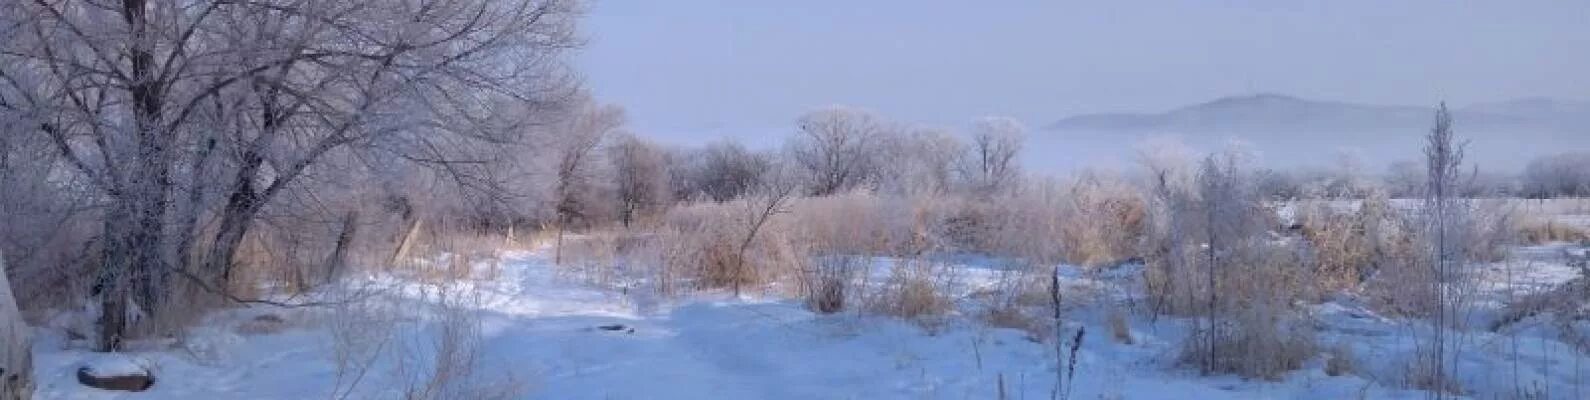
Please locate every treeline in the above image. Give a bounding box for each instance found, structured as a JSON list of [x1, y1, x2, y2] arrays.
[[542, 106, 1033, 232], [1253, 152, 1590, 200]]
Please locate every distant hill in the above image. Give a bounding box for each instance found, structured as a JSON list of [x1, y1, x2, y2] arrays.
[[1029, 94, 1590, 172], [1046, 93, 1587, 134]]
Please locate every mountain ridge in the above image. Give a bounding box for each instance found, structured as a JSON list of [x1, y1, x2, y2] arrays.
[[1045, 94, 1589, 133]]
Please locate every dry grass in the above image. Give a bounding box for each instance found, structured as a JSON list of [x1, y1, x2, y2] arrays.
[[1180, 313, 1317, 381], [1514, 216, 1589, 245], [1057, 173, 1147, 267], [1163, 236, 1320, 380], [865, 259, 954, 326], [1491, 272, 1588, 333], [981, 305, 1048, 341], [1297, 201, 1378, 292], [651, 200, 808, 294]]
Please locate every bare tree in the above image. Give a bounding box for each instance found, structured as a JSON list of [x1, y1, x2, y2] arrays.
[[552, 103, 623, 263], [1324, 148, 1377, 198], [1192, 144, 1265, 373], [608, 133, 670, 227], [1523, 152, 1590, 198], [879, 128, 965, 195], [1134, 137, 1197, 318], [730, 161, 800, 297], [960, 117, 1025, 196], [678, 140, 770, 202], [1422, 103, 1468, 399], [1, 0, 582, 350], [1385, 160, 1425, 198], [789, 106, 889, 196]]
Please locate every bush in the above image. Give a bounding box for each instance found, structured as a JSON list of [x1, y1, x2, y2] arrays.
[[865, 259, 954, 325], [1298, 201, 1375, 292], [1058, 173, 1147, 267], [1179, 240, 1318, 380], [802, 256, 860, 314], [652, 199, 807, 295], [1180, 312, 1317, 380]]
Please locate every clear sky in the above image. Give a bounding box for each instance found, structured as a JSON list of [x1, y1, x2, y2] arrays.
[[577, 0, 1590, 145]]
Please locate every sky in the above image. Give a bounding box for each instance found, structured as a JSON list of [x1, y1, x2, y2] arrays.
[[577, 1, 1590, 146]]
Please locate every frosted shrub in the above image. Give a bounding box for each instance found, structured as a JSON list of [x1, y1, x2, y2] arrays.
[[328, 288, 526, 400], [1178, 242, 1318, 380], [656, 199, 805, 295], [790, 191, 914, 255], [866, 259, 955, 326], [1057, 173, 1147, 267], [1297, 197, 1380, 292], [801, 256, 861, 314]]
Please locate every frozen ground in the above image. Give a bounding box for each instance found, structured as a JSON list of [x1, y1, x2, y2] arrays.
[[28, 245, 1590, 399]]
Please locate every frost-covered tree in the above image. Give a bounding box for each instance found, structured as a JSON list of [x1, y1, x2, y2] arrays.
[[789, 106, 889, 196], [878, 128, 965, 195], [0, 0, 582, 351], [1523, 152, 1590, 198], [1191, 144, 1268, 373], [1322, 148, 1378, 198], [552, 103, 624, 262], [678, 140, 771, 202], [608, 133, 670, 227], [1385, 160, 1425, 198], [1135, 137, 1198, 317], [1421, 103, 1469, 399], [959, 117, 1025, 196]]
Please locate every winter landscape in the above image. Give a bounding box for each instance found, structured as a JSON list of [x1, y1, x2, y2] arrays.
[[2, 1, 1588, 399]]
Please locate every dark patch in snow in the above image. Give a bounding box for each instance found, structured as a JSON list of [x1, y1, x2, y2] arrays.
[[596, 324, 635, 334], [77, 366, 154, 392]]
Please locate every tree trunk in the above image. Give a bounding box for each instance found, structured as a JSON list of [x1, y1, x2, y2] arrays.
[[203, 143, 268, 286], [94, 0, 177, 352], [2, 251, 35, 400], [95, 208, 131, 352], [391, 217, 424, 267], [95, 201, 169, 352], [172, 138, 217, 273], [324, 211, 359, 284], [203, 202, 258, 289], [505, 224, 516, 248], [554, 221, 566, 265]]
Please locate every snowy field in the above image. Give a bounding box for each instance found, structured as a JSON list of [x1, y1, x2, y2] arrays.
[[28, 244, 1589, 399]]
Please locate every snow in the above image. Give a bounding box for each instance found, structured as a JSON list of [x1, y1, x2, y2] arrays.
[[29, 246, 1590, 399]]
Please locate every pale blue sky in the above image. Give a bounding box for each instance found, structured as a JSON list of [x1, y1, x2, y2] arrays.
[[577, 1, 1590, 145]]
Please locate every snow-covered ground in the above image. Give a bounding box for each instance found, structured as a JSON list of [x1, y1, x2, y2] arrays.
[[28, 245, 1589, 399]]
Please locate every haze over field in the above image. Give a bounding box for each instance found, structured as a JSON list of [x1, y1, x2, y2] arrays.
[[580, 1, 1590, 170], [1035, 94, 1590, 171]]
